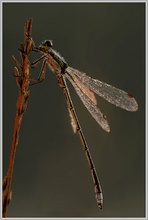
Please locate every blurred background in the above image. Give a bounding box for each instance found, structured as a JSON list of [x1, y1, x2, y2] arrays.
[[3, 2, 145, 218]]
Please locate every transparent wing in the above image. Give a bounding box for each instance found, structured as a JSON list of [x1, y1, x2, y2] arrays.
[[65, 72, 110, 132], [68, 70, 97, 105], [67, 67, 138, 112]]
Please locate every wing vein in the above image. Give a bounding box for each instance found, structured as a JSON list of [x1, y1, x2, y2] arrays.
[[65, 71, 110, 132], [67, 67, 138, 112]]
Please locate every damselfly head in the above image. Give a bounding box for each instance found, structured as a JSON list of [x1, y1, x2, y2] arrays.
[[38, 40, 53, 52]]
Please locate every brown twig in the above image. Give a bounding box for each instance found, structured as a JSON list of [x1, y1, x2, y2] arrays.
[[2, 18, 33, 217]]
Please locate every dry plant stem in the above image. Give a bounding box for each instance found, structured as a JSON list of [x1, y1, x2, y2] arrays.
[[2, 18, 33, 217]]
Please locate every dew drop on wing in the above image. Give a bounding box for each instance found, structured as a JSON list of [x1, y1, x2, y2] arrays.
[[67, 67, 138, 112], [65, 72, 110, 132]]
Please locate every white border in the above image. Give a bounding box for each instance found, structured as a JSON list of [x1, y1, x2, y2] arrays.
[[1, 0, 3, 219], [145, 0, 147, 219], [1, 1, 147, 220], [0, 0, 147, 2]]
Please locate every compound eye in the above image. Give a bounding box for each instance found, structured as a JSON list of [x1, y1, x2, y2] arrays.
[[38, 39, 53, 52], [44, 40, 53, 48]]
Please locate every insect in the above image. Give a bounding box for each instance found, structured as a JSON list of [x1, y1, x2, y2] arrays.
[[31, 40, 138, 209]]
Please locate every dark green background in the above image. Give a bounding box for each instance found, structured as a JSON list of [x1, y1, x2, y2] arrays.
[[3, 2, 145, 218]]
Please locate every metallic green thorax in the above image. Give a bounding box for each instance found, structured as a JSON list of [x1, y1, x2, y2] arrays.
[[49, 49, 68, 72], [39, 40, 68, 72]]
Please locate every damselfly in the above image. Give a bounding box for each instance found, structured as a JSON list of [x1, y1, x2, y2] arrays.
[[31, 40, 138, 209]]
